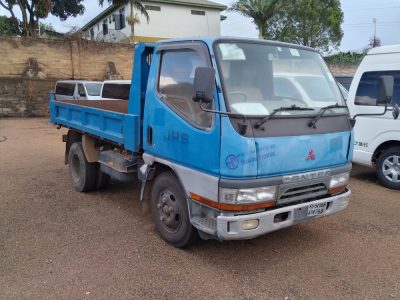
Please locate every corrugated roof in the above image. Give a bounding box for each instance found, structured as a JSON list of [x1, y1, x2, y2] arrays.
[[81, 0, 226, 30]]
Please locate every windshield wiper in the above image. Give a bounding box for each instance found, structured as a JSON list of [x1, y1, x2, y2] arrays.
[[254, 105, 314, 130], [308, 103, 348, 129]]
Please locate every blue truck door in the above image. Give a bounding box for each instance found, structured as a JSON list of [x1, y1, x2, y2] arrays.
[[143, 42, 220, 175]]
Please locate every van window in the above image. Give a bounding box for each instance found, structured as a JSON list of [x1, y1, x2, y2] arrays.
[[86, 83, 102, 96], [56, 83, 75, 96], [102, 83, 131, 100], [78, 84, 86, 97], [158, 49, 212, 128], [355, 71, 400, 106]]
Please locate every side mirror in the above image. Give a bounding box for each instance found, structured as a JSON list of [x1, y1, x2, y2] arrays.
[[377, 75, 394, 105], [393, 104, 400, 120], [193, 67, 215, 104]]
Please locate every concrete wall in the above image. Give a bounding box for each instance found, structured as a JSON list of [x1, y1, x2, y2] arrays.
[[329, 64, 359, 76], [0, 37, 134, 80], [0, 37, 135, 117], [0, 77, 56, 117]]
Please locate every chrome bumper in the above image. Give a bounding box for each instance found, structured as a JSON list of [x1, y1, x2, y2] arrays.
[[216, 189, 351, 240]]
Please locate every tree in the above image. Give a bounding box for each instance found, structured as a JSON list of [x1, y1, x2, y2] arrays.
[[0, 15, 21, 35], [228, 0, 288, 39], [0, 0, 85, 37], [368, 36, 381, 48], [99, 0, 149, 44], [266, 0, 344, 52]]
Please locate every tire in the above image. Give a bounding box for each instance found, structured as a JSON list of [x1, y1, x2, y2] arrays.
[[376, 147, 400, 190], [95, 165, 110, 190], [68, 142, 97, 192], [150, 171, 198, 248]]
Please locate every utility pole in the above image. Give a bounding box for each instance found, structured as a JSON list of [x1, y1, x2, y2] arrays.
[[373, 18, 377, 47]]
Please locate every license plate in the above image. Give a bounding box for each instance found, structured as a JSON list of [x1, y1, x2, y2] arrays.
[[307, 202, 327, 217]]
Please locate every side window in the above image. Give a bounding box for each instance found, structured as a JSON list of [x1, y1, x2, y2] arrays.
[[56, 83, 75, 96], [158, 49, 213, 128], [355, 71, 400, 106], [78, 84, 86, 97]]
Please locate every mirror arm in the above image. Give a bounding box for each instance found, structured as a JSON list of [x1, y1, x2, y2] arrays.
[[200, 104, 248, 135], [353, 101, 389, 120]]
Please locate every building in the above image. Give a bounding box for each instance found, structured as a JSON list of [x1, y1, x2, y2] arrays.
[[81, 0, 226, 43]]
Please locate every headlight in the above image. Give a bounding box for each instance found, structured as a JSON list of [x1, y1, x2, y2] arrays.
[[219, 186, 277, 205], [329, 172, 350, 189]]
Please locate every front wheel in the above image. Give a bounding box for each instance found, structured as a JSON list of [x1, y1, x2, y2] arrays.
[[376, 147, 400, 189], [150, 171, 198, 247]]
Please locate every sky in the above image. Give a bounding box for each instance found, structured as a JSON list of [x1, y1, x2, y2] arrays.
[[1, 0, 400, 52]]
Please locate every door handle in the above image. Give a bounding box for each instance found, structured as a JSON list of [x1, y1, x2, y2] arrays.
[[147, 126, 153, 146]]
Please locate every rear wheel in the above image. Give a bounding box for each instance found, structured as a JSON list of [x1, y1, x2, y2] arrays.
[[376, 147, 400, 189], [95, 165, 110, 190], [68, 142, 97, 192], [150, 171, 198, 247]]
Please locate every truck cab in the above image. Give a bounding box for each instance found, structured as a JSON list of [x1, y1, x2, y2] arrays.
[[50, 37, 353, 247], [347, 45, 400, 189]]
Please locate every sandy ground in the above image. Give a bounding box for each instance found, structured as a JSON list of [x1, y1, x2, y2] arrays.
[[0, 118, 399, 300]]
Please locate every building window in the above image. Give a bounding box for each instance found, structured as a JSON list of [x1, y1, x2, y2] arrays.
[[355, 71, 400, 106], [158, 49, 213, 128], [90, 28, 95, 40], [191, 10, 205, 16], [145, 5, 161, 11], [109, 16, 112, 23], [103, 19, 108, 35], [115, 8, 126, 30]]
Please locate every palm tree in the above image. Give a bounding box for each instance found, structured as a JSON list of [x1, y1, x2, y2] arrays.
[[126, 13, 141, 44], [229, 0, 287, 39], [99, 0, 149, 43]]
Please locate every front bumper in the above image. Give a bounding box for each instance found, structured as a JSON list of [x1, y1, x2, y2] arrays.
[[216, 189, 351, 240]]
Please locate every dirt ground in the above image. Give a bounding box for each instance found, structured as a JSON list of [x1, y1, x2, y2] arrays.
[[0, 118, 399, 300]]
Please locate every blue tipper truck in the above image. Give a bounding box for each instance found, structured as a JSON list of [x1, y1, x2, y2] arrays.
[[50, 37, 353, 247]]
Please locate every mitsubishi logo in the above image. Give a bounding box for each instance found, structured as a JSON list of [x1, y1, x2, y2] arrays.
[[307, 149, 315, 160]]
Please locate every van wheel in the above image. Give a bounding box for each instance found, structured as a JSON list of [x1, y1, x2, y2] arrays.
[[68, 142, 97, 192], [376, 147, 400, 189], [150, 171, 198, 248]]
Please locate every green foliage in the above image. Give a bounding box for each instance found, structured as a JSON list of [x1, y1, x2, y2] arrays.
[[266, 0, 344, 52], [0, 15, 21, 36], [0, 0, 85, 36], [228, 0, 289, 39], [52, 0, 85, 21], [325, 52, 365, 65]]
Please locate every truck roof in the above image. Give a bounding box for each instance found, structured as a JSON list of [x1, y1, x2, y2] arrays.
[[367, 45, 400, 55], [156, 36, 319, 53]]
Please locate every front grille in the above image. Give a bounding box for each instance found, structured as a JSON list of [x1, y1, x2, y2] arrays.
[[278, 183, 327, 205]]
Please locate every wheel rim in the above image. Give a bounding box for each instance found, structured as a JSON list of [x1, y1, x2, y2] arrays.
[[71, 154, 81, 183], [382, 155, 400, 183], [156, 189, 182, 233]]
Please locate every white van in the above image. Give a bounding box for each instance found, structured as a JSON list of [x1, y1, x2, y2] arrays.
[[347, 45, 400, 189], [55, 80, 103, 101], [100, 80, 131, 100]]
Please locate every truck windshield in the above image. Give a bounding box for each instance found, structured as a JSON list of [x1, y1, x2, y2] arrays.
[[215, 42, 346, 116]]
